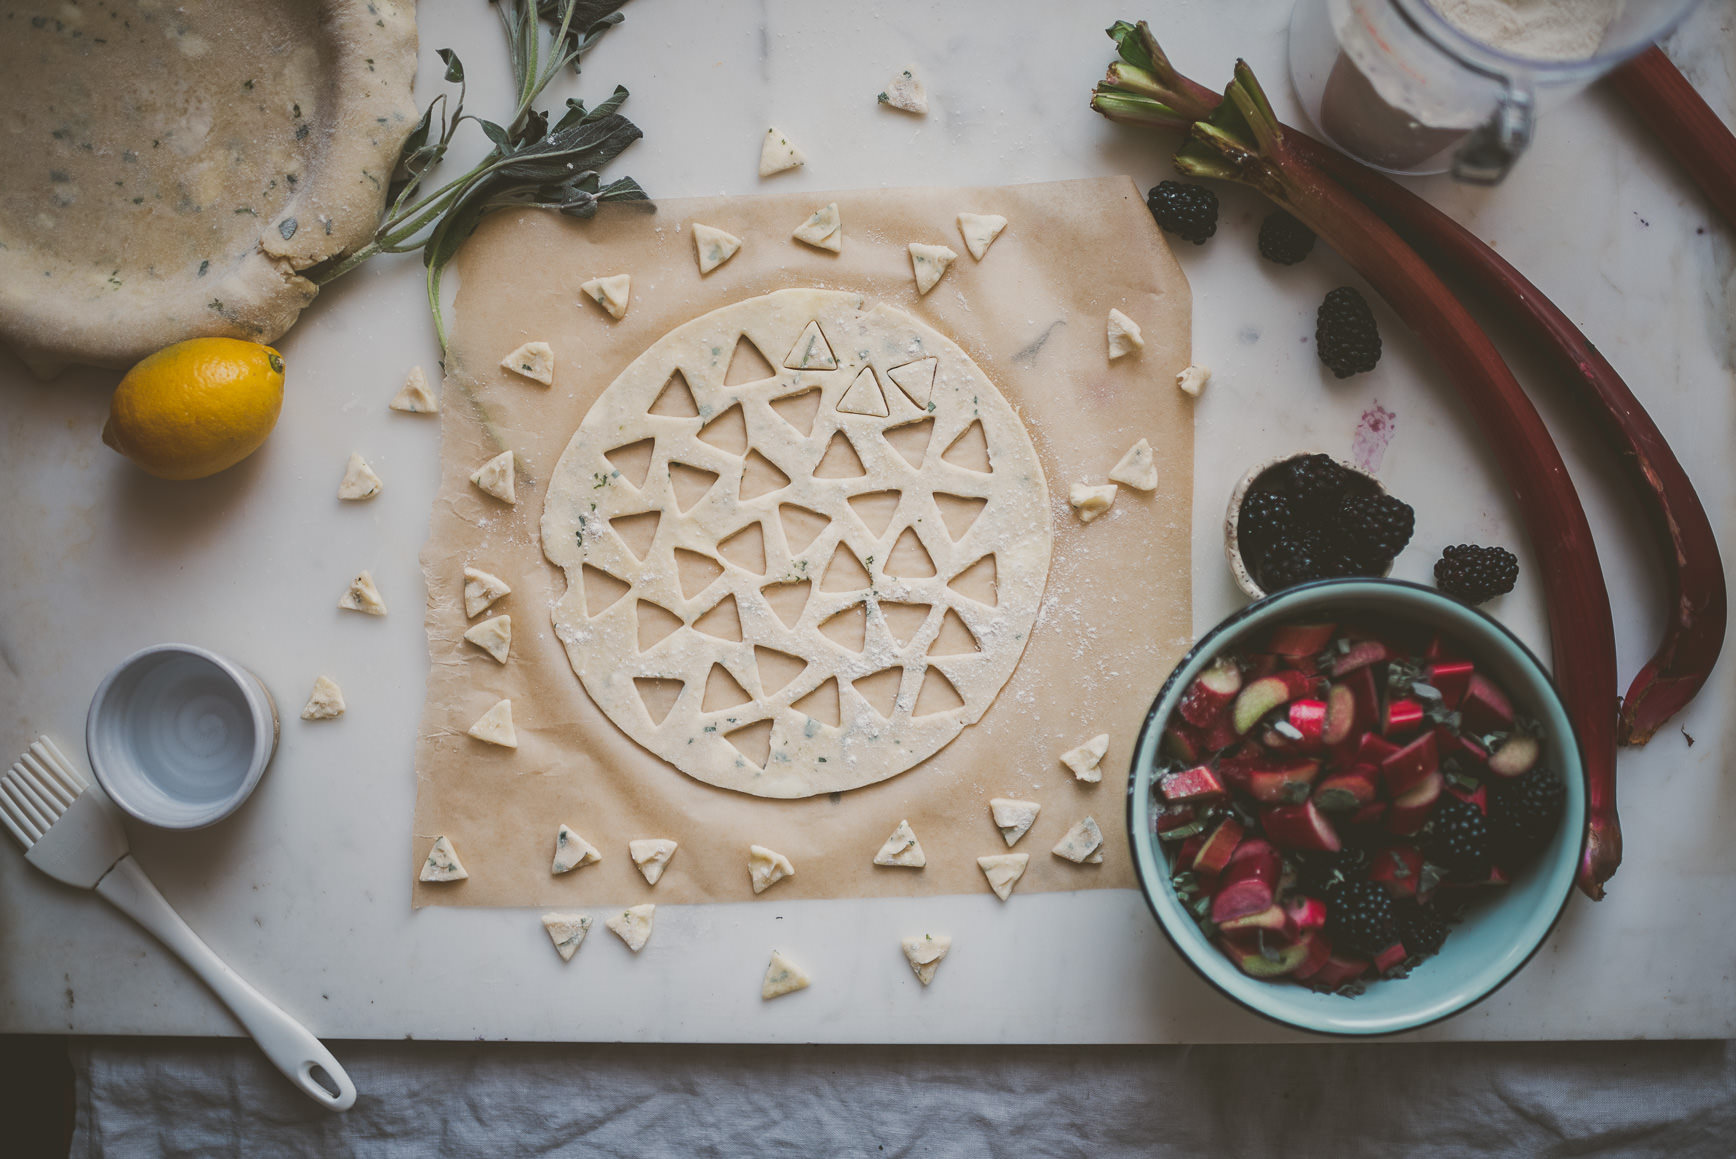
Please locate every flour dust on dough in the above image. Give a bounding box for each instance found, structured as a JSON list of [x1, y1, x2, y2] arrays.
[[541, 288, 1053, 798]]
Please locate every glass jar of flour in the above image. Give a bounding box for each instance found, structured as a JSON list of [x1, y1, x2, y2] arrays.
[[1288, 0, 1703, 182]]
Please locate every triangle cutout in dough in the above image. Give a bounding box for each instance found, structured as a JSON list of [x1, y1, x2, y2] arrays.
[[582, 564, 631, 616], [725, 719, 774, 768], [635, 599, 683, 651], [885, 527, 936, 579], [739, 449, 791, 501], [814, 431, 866, 478], [769, 388, 822, 437], [673, 548, 725, 600], [879, 601, 930, 648], [724, 335, 777, 387], [854, 667, 904, 720], [949, 554, 998, 607], [634, 677, 684, 725], [649, 370, 700, 418], [928, 608, 982, 656], [761, 579, 811, 629], [697, 404, 749, 456], [847, 490, 900, 538], [933, 493, 987, 541], [887, 357, 938, 409], [819, 602, 867, 652], [702, 663, 753, 712], [717, 522, 768, 576], [668, 461, 719, 512], [791, 676, 841, 727], [755, 646, 807, 696], [693, 593, 743, 642], [603, 438, 655, 489], [611, 510, 661, 561], [778, 503, 830, 554], [837, 366, 889, 417], [941, 420, 992, 473], [783, 321, 838, 370], [914, 666, 965, 717], [821, 545, 871, 592], [883, 417, 934, 470]]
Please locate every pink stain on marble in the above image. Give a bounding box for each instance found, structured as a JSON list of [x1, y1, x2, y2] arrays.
[[1352, 404, 1396, 473]]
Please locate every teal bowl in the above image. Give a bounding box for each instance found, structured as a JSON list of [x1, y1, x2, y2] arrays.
[[1128, 579, 1586, 1036]]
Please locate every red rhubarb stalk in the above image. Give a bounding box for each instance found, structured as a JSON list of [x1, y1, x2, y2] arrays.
[[1607, 46, 1736, 234], [1095, 41, 1622, 898], [1094, 23, 1725, 748]]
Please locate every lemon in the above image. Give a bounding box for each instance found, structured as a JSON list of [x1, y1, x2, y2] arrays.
[[102, 338, 286, 480]]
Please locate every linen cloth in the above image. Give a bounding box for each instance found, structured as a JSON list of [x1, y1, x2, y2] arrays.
[[72, 1039, 1736, 1157]]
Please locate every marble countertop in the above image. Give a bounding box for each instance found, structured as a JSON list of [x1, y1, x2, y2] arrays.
[[1, 0, 1732, 1044]]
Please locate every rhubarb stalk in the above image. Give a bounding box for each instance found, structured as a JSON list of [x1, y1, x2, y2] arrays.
[[1096, 41, 1622, 897], [1093, 22, 1725, 748], [1608, 46, 1736, 234]]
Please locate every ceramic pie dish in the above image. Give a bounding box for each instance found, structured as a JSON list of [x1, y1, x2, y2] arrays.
[[0, 0, 419, 376]]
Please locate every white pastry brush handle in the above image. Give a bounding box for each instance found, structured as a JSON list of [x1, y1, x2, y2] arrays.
[[93, 854, 356, 1111]]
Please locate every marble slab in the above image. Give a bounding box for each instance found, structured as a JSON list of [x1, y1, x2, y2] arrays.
[[0, 0, 1731, 1043]]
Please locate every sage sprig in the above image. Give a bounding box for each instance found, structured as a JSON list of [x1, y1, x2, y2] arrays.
[[308, 0, 649, 348]]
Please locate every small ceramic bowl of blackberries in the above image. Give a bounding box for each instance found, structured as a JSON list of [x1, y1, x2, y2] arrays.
[[1226, 453, 1415, 600]]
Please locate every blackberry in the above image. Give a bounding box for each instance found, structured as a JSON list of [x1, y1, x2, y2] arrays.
[[1435, 544, 1520, 604], [1393, 900, 1449, 958], [1286, 453, 1351, 517], [1334, 492, 1415, 565], [1323, 876, 1397, 957], [1315, 286, 1382, 378], [1258, 530, 1330, 591], [1487, 766, 1565, 865], [1146, 180, 1219, 245], [1237, 489, 1294, 544], [1257, 210, 1316, 265], [1299, 848, 1366, 896], [1426, 795, 1492, 881]]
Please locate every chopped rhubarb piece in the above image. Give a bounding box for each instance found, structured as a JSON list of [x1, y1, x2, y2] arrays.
[[1161, 722, 1204, 764], [1368, 844, 1424, 899], [1245, 759, 1321, 804], [1215, 755, 1258, 794], [1312, 768, 1377, 812], [1209, 838, 1281, 923], [1261, 800, 1343, 852], [1384, 770, 1444, 835], [1460, 672, 1515, 735], [1155, 804, 1199, 837], [1174, 834, 1204, 871], [1290, 931, 1334, 981], [1329, 638, 1391, 677], [1487, 734, 1540, 778], [1231, 670, 1315, 734], [1379, 731, 1440, 796], [1383, 697, 1426, 737], [1200, 715, 1240, 755], [1353, 731, 1402, 767], [1307, 952, 1371, 990], [1179, 657, 1243, 728], [1286, 699, 1328, 748], [1191, 816, 1244, 878], [1434, 725, 1489, 769], [1159, 764, 1227, 804], [1349, 803, 1389, 828], [1426, 658, 1475, 707], [1322, 683, 1357, 746], [1373, 942, 1410, 975], [1217, 903, 1299, 939], [1267, 621, 1338, 659], [1244, 653, 1280, 680], [1219, 931, 1311, 978], [1283, 894, 1328, 932]]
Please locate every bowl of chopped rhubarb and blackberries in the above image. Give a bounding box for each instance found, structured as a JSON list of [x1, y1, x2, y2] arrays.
[[1128, 579, 1584, 1036]]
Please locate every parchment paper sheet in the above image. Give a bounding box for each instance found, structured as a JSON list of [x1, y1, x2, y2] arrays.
[[411, 177, 1193, 908]]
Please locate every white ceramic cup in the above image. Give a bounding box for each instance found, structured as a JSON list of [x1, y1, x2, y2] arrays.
[[85, 644, 280, 829]]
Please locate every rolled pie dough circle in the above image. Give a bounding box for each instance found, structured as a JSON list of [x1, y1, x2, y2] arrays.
[[542, 288, 1052, 798]]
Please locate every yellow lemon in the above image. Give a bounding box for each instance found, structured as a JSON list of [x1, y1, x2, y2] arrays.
[[102, 338, 286, 480]]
